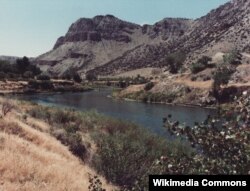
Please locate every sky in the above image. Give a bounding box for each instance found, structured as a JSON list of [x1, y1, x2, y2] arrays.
[[0, 0, 230, 57]]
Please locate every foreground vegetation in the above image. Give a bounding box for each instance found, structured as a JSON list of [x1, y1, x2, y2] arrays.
[[27, 104, 192, 190], [0, 90, 249, 190], [0, 98, 114, 191], [164, 94, 250, 175], [27, 94, 250, 190]]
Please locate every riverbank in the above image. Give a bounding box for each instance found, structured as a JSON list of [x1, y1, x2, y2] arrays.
[[0, 79, 93, 95], [113, 83, 217, 108], [121, 96, 217, 109], [0, 97, 192, 190], [113, 77, 250, 107]]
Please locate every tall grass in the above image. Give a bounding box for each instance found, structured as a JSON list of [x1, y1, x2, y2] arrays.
[[27, 105, 194, 189]]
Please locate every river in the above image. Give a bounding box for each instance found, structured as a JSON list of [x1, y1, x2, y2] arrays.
[[12, 89, 216, 137]]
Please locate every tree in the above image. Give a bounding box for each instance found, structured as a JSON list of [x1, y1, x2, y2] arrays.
[[37, 74, 50, 81], [2, 101, 14, 116], [23, 71, 34, 79], [198, 56, 212, 65], [16, 56, 30, 74], [62, 73, 72, 80], [212, 66, 234, 101], [27, 64, 41, 76], [213, 67, 232, 86], [165, 52, 186, 74], [163, 94, 250, 175], [191, 56, 213, 74], [86, 73, 97, 81], [223, 49, 242, 65], [0, 72, 6, 80], [144, 82, 154, 91], [73, 73, 82, 83]]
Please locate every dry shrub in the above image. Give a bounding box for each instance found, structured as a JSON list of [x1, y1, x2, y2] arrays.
[[1, 101, 14, 117]]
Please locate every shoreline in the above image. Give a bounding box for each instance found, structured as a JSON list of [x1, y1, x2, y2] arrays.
[[123, 97, 217, 109], [0, 88, 94, 96], [1, 86, 217, 110], [108, 95, 217, 109]]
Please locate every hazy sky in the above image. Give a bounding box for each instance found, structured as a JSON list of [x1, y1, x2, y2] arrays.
[[0, 0, 229, 57]]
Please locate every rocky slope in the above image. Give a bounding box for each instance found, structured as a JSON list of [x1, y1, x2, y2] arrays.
[[176, 0, 250, 64], [36, 0, 250, 76], [36, 15, 193, 76], [90, 0, 250, 76]]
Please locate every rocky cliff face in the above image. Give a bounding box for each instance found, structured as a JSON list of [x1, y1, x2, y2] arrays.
[[143, 18, 193, 41], [89, 0, 250, 76], [36, 15, 193, 76], [53, 15, 141, 49], [36, 0, 250, 76]]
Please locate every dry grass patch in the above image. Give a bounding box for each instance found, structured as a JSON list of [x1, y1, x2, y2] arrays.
[[0, 111, 114, 191]]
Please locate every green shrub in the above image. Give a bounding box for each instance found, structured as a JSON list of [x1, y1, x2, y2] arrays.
[[223, 49, 242, 65], [52, 110, 75, 124], [144, 82, 155, 91], [131, 75, 148, 85], [28, 80, 39, 89], [86, 73, 97, 81], [23, 71, 34, 79], [37, 74, 50, 81], [191, 56, 213, 74], [90, 117, 193, 189], [0, 57, 41, 79], [213, 66, 234, 87], [191, 76, 197, 81], [91, 126, 168, 188], [28, 106, 193, 189], [73, 73, 82, 83], [62, 73, 72, 80], [52, 129, 87, 159], [40, 81, 54, 89], [0, 71, 6, 80], [28, 107, 51, 121], [191, 62, 207, 74], [164, 95, 250, 175], [165, 52, 186, 74]]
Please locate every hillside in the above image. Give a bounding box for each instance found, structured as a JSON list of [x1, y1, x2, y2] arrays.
[[35, 0, 250, 77], [89, 0, 250, 76], [35, 15, 193, 76]]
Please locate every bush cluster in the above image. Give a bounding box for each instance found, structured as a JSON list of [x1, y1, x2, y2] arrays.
[[0, 57, 41, 80], [28, 80, 54, 90], [191, 56, 214, 74], [62, 69, 82, 83], [28, 107, 88, 159], [164, 52, 186, 74], [144, 82, 155, 91], [28, 94, 250, 188], [163, 94, 250, 175], [28, 106, 192, 189]]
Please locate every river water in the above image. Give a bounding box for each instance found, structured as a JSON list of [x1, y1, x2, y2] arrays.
[[12, 89, 216, 137]]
